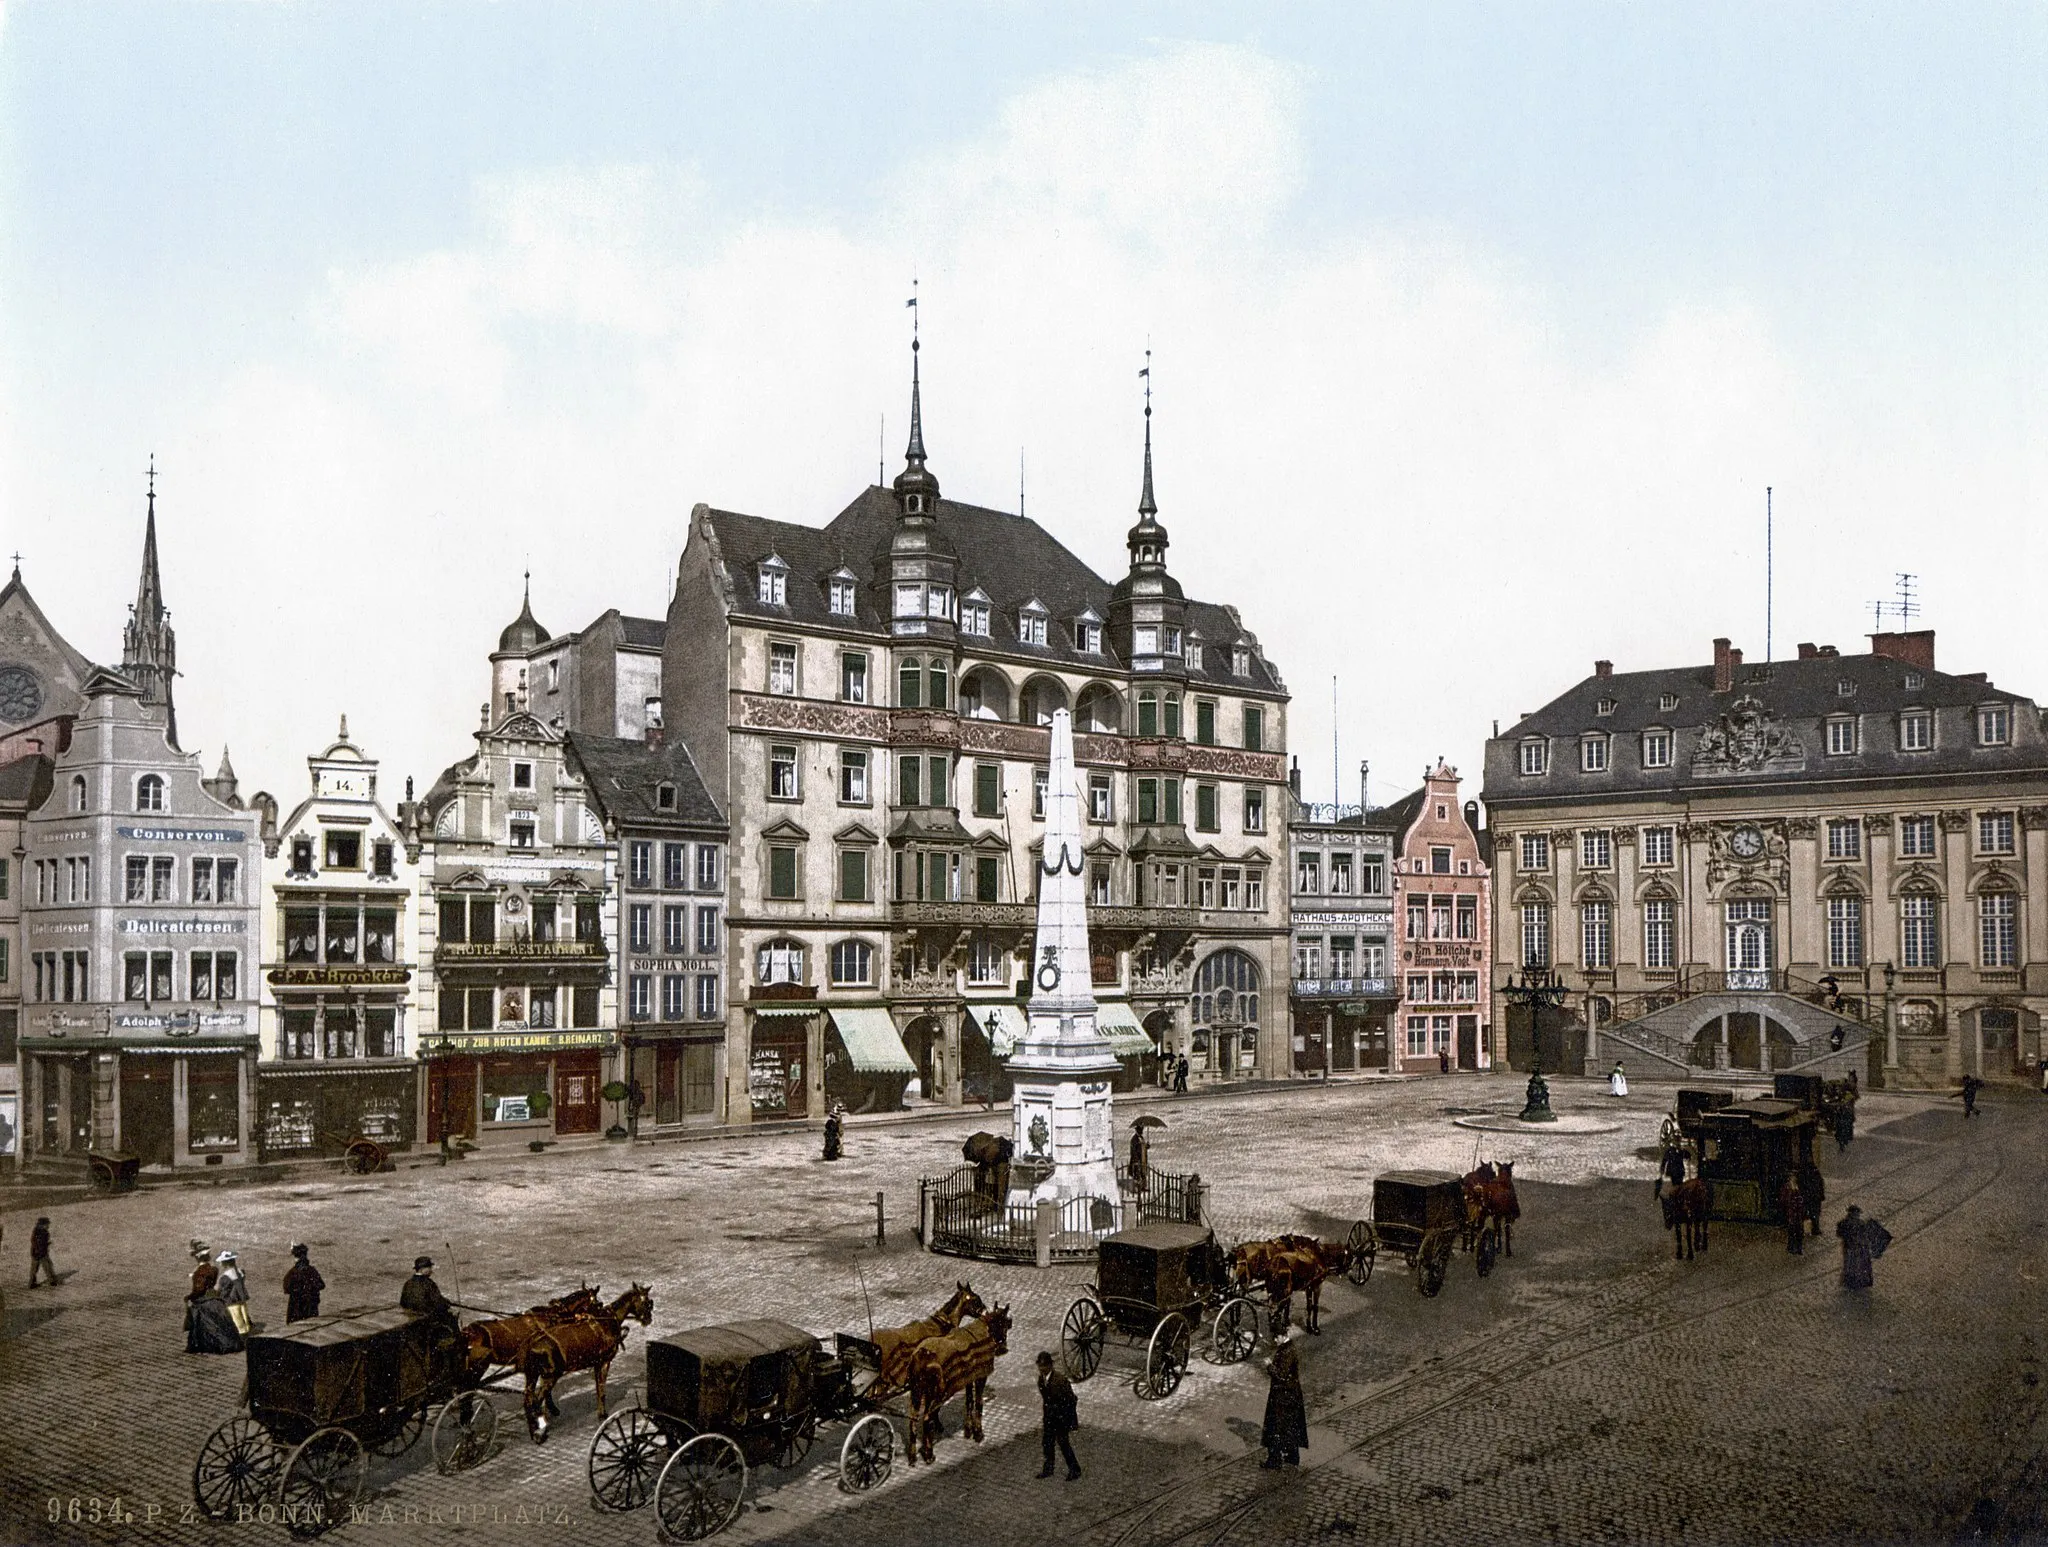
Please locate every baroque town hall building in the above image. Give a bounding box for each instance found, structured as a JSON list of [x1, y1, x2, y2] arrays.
[[663, 342, 1291, 1122]]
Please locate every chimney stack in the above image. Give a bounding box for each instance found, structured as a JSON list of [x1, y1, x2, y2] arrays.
[[1594, 659, 1613, 679], [1289, 756, 1301, 800], [1798, 642, 1817, 660], [1713, 637, 1736, 694], [1869, 629, 1936, 672]]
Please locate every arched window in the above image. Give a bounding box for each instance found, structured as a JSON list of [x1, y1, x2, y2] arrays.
[[829, 940, 873, 985], [136, 774, 165, 812], [1191, 950, 1261, 1029], [70, 774, 87, 813], [958, 669, 1010, 721], [756, 938, 807, 986], [1076, 684, 1122, 735], [1020, 677, 1067, 728], [898, 658, 922, 709], [926, 658, 949, 711]]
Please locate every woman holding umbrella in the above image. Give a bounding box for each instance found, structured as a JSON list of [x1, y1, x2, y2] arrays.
[[1128, 1116, 1164, 1193]]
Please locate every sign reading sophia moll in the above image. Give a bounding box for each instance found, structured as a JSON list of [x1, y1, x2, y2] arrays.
[[116, 824, 250, 844]]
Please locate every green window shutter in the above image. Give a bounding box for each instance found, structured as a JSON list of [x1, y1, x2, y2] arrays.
[[1196, 700, 1215, 745], [1164, 779, 1182, 824], [898, 660, 921, 708], [1138, 779, 1158, 825], [840, 848, 867, 902], [770, 846, 797, 898], [1137, 696, 1158, 737], [1244, 706, 1263, 752], [899, 755, 921, 807], [929, 756, 949, 806], [1164, 695, 1181, 738], [977, 856, 1000, 902], [975, 762, 1000, 817], [1197, 784, 1218, 831]]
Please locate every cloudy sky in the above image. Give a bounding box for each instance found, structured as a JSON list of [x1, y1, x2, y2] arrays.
[[2, 4, 2041, 811]]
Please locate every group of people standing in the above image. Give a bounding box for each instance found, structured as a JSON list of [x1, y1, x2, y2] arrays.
[[183, 1239, 327, 1354], [1155, 1054, 1191, 1093]]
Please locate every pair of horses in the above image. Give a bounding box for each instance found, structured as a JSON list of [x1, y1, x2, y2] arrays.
[[460, 1283, 656, 1441], [859, 1281, 1012, 1467], [1461, 1161, 1520, 1258], [1231, 1236, 1349, 1335]]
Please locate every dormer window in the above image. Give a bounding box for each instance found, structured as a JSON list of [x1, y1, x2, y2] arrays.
[[828, 572, 857, 617], [656, 782, 677, 811], [1642, 729, 1672, 768], [1232, 646, 1251, 676], [1899, 710, 1931, 751], [1019, 602, 1049, 647], [1825, 716, 1857, 756], [1580, 735, 1609, 772], [960, 589, 991, 636], [1519, 739, 1547, 776], [1186, 641, 1203, 672], [1596, 698, 1616, 716], [1904, 670, 1925, 690], [1659, 692, 1680, 712], [1075, 616, 1102, 653], [1978, 705, 2011, 746], [756, 555, 789, 606], [1836, 677, 1857, 698], [926, 585, 952, 620], [1163, 626, 1182, 657]]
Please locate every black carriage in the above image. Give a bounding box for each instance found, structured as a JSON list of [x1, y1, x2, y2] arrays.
[[1697, 1098, 1819, 1225], [1660, 1087, 1736, 1155], [585, 1318, 895, 1540], [86, 1150, 140, 1193], [1345, 1170, 1470, 1296], [1774, 1072, 1857, 1135], [1059, 1222, 1257, 1397], [191, 1308, 498, 1537]]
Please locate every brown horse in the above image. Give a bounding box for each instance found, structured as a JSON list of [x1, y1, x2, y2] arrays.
[[1271, 1235, 1352, 1334], [521, 1284, 655, 1441], [1461, 1162, 1521, 1258], [1230, 1240, 1330, 1335], [905, 1303, 1012, 1465], [461, 1286, 603, 1385], [1660, 1178, 1709, 1261], [868, 1281, 986, 1398]]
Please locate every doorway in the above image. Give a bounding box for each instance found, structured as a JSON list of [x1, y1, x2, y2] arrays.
[[120, 1059, 175, 1167], [1726, 1012, 1763, 1070], [1457, 1015, 1479, 1070], [553, 1054, 602, 1134], [426, 1055, 478, 1143]]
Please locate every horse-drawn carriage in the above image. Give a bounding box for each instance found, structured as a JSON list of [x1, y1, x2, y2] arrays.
[[587, 1285, 1009, 1540], [1345, 1170, 1493, 1296], [1660, 1087, 1736, 1155], [1697, 1098, 1820, 1225], [191, 1308, 499, 1537], [1059, 1222, 1258, 1396]]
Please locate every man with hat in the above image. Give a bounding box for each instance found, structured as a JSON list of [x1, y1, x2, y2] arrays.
[[283, 1244, 325, 1323], [401, 1254, 462, 1364], [1034, 1350, 1081, 1481], [1261, 1329, 1309, 1469], [28, 1217, 57, 1288], [184, 1242, 218, 1352]]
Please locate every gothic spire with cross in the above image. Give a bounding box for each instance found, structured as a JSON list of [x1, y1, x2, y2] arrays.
[[123, 453, 180, 747]]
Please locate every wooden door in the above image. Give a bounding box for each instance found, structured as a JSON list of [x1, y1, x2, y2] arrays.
[[656, 1046, 681, 1125], [553, 1054, 602, 1134], [120, 1059, 174, 1166]]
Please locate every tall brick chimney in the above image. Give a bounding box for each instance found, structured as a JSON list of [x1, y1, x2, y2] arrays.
[[1713, 637, 1742, 694], [1869, 629, 1935, 672]]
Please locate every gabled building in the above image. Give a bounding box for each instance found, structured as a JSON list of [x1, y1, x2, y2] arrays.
[[663, 339, 1291, 1121], [1384, 762, 1492, 1072], [1483, 632, 2048, 1086], [1286, 762, 1399, 1072]]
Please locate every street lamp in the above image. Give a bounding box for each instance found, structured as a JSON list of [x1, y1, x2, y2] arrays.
[[1502, 968, 1569, 1123]]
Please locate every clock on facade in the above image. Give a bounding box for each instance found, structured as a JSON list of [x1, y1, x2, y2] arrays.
[[0, 663, 45, 724], [1729, 825, 1765, 860]]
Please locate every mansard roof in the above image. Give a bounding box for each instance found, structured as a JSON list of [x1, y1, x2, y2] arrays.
[[697, 487, 1284, 696], [565, 732, 726, 833]]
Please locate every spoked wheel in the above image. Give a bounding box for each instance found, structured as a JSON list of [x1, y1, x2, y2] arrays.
[[274, 1427, 365, 1540], [772, 1408, 816, 1471], [839, 1413, 895, 1493], [1346, 1221, 1375, 1284], [1209, 1297, 1258, 1364], [193, 1415, 279, 1521], [431, 1389, 498, 1474], [343, 1141, 382, 1176], [1418, 1241, 1450, 1298], [588, 1407, 682, 1512], [368, 1403, 426, 1457], [655, 1432, 747, 1541], [1476, 1224, 1500, 1278], [1659, 1114, 1683, 1150], [1061, 1298, 1106, 1381], [1141, 1313, 1191, 1400]]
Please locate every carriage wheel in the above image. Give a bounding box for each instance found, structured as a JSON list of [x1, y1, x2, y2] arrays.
[[1476, 1224, 1500, 1278], [588, 1407, 680, 1512], [1061, 1299, 1106, 1382], [368, 1403, 426, 1457], [431, 1390, 498, 1474], [274, 1427, 365, 1539], [655, 1433, 747, 1541], [1417, 1239, 1450, 1298], [1659, 1114, 1683, 1150], [1346, 1222, 1376, 1285], [343, 1141, 379, 1176], [1141, 1314, 1191, 1400], [88, 1157, 114, 1194], [1209, 1297, 1258, 1364], [193, 1415, 279, 1521], [839, 1413, 895, 1493], [772, 1408, 817, 1471]]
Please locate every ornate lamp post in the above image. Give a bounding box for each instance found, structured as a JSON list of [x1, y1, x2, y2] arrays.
[[1502, 968, 1569, 1123]]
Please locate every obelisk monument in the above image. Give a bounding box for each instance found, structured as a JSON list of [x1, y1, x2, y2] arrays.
[[1007, 707, 1123, 1223]]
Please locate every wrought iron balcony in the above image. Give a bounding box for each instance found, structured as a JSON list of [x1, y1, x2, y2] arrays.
[[1292, 976, 1397, 1000], [888, 901, 1200, 931]]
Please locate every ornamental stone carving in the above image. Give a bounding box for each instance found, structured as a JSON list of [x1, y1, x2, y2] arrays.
[[1548, 828, 1577, 847], [1783, 817, 1819, 838], [958, 720, 1049, 759], [888, 709, 962, 749], [1864, 812, 1895, 830], [735, 694, 891, 741], [1938, 809, 1972, 832], [1612, 828, 1637, 847], [1183, 745, 1287, 780], [2021, 806, 2048, 830], [1691, 694, 1805, 775]]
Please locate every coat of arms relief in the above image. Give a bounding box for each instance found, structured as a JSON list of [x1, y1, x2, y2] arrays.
[[1692, 694, 1805, 775]]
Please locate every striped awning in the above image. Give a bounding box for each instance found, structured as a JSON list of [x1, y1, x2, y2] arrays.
[[1094, 1001, 1158, 1060], [967, 1002, 1029, 1058], [827, 1007, 916, 1075], [750, 1004, 819, 1020]]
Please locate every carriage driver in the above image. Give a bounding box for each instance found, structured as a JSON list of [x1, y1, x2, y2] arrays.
[[401, 1255, 463, 1362]]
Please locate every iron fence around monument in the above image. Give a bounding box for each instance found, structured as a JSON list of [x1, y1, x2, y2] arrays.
[[917, 1163, 1205, 1264]]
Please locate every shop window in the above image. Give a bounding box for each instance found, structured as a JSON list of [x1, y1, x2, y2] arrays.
[[287, 909, 322, 962], [187, 1059, 240, 1151], [482, 1061, 549, 1125]]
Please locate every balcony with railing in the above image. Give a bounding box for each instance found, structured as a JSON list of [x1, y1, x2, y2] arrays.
[[1292, 976, 1397, 1000]]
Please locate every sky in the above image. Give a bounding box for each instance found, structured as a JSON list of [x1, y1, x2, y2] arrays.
[[2, 2, 2042, 812]]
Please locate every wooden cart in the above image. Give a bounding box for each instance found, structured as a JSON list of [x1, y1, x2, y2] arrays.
[[585, 1318, 896, 1540], [191, 1308, 498, 1538], [1059, 1222, 1258, 1397], [1345, 1170, 1470, 1296]]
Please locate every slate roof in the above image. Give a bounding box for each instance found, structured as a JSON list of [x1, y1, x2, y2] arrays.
[[619, 616, 666, 650], [1484, 646, 2048, 807], [701, 486, 1285, 696], [566, 732, 725, 832], [1377, 787, 1429, 847], [0, 752, 54, 812]]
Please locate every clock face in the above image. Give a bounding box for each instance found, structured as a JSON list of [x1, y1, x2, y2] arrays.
[[1730, 825, 1765, 860], [0, 663, 45, 725]]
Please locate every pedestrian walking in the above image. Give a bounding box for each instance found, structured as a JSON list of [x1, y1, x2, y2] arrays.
[[1261, 1330, 1308, 1468], [1174, 1054, 1189, 1094], [1957, 1075, 1985, 1118], [1832, 1103, 1856, 1151], [1035, 1351, 1081, 1480], [27, 1216, 56, 1288], [1608, 1062, 1629, 1098], [1438, 1047, 1451, 1075], [184, 1242, 217, 1351], [284, 1243, 325, 1322], [822, 1102, 845, 1162], [1796, 1160, 1826, 1239], [216, 1251, 251, 1336], [1778, 1176, 1805, 1255], [1836, 1204, 1891, 1291]]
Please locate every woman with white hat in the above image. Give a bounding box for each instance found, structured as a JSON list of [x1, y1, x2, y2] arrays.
[[216, 1250, 251, 1336]]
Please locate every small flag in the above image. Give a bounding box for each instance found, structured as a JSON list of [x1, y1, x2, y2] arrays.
[[906, 296, 918, 308], [1138, 366, 1149, 377]]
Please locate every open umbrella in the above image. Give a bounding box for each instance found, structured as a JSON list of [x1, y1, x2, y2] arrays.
[[1131, 1115, 1167, 1131]]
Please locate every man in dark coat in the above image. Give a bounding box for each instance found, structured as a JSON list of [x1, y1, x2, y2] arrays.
[[1836, 1205, 1890, 1291], [822, 1103, 844, 1162], [1175, 1054, 1189, 1094], [28, 1217, 57, 1287], [1778, 1176, 1805, 1255], [402, 1255, 462, 1364], [284, 1244, 325, 1322], [184, 1243, 218, 1351], [1832, 1103, 1856, 1151], [1796, 1161, 1826, 1238], [1035, 1351, 1081, 1480], [1655, 1144, 1688, 1200], [1959, 1075, 1985, 1118], [1262, 1331, 1308, 1468]]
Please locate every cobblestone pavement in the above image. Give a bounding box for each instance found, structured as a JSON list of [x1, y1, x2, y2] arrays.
[[1, 1075, 2040, 1547]]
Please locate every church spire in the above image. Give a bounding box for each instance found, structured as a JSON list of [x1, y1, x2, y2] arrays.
[[1137, 349, 1158, 519], [123, 454, 179, 747], [1125, 352, 1169, 568], [891, 284, 940, 515]]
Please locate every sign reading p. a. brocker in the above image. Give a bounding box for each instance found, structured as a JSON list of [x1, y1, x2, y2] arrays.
[[268, 966, 412, 987]]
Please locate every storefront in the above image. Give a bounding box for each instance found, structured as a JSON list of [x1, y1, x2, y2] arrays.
[[419, 1028, 614, 1144], [746, 1005, 815, 1120], [822, 1006, 915, 1113], [21, 1013, 257, 1170], [256, 1063, 418, 1159], [1094, 1001, 1159, 1091], [963, 1001, 1024, 1106]]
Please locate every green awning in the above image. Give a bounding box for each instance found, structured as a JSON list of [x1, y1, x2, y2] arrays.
[[968, 1002, 1029, 1057], [827, 1007, 916, 1075], [1094, 1001, 1157, 1060]]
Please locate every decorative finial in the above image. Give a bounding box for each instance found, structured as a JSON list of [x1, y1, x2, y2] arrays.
[[1137, 348, 1157, 518], [339, 713, 349, 741], [146, 453, 156, 509], [9, 551, 20, 580]]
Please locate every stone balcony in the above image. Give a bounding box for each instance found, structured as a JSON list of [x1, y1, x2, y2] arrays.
[[888, 901, 1202, 931]]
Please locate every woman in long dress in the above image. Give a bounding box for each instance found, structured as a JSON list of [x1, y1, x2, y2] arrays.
[[1608, 1062, 1628, 1097], [216, 1251, 251, 1336], [1261, 1332, 1308, 1468]]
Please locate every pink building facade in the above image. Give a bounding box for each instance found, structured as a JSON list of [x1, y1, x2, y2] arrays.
[[1390, 763, 1492, 1071]]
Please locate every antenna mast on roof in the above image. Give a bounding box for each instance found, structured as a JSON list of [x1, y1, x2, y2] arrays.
[[1868, 572, 1920, 633], [1331, 675, 1339, 810], [1765, 487, 1773, 666]]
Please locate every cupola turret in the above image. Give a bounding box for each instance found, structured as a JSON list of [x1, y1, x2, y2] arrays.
[[884, 307, 958, 642], [1109, 353, 1186, 675]]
